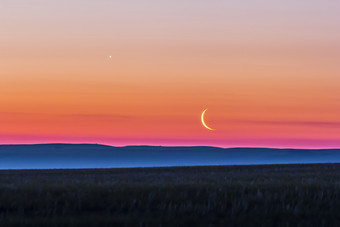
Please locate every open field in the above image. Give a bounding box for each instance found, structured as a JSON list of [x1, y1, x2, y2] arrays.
[[1, 164, 340, 226]]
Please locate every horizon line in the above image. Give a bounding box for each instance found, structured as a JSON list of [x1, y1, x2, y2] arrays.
[[1, 142, 340, 150]]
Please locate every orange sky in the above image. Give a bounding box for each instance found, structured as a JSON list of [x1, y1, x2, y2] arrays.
[[1, 0, 340, 148]]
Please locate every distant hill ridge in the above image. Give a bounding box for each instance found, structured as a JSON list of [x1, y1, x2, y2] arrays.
[[1, 143, 340, 169], [2, 143, 339, 150]]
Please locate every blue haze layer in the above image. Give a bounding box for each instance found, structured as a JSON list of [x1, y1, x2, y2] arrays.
[[1, 144, 340, 169]]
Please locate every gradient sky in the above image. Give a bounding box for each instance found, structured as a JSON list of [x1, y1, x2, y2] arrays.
[[1, 0, 340, 148]]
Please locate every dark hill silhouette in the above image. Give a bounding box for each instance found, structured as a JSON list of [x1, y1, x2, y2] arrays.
[[1, 143, 340, 169]]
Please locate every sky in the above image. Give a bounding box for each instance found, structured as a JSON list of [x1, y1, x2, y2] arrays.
[[1, 0, 340, 148]]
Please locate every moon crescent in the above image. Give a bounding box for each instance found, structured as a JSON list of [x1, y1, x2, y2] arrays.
[[201, 108, 215, 131]]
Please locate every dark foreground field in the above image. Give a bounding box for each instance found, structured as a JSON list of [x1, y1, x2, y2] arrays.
[[1, 164, 340, 226]]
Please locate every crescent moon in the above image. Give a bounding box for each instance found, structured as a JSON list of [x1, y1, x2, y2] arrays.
[[201, 108, 215, 131]]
